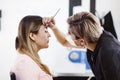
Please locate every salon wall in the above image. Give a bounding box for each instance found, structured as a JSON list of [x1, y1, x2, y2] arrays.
[[0, 0, 120, 80]]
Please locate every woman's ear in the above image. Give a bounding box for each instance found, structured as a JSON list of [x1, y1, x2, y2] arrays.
[[29, 32, 35, 41], [77, 39, 85, 48], [79, 39, 85, 46]]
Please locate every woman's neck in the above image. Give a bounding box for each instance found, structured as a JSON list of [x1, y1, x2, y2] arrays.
[[87, 43, 97, 52]]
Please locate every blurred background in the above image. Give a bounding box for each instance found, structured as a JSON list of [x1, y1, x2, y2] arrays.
[[0, 0, 120, 80]]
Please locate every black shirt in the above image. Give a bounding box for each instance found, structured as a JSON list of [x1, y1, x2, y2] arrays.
[[87, 30, 120, 80]]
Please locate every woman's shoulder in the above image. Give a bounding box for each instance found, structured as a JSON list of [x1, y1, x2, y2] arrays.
[[14, 54, 33, 66], [11, 54, 39, 72], [10, 53, 53, 80]]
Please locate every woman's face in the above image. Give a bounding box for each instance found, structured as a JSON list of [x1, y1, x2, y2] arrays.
[[69, 32, 80, 46], [68, 29, 85, 47], [32, 25, 51, 50]]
